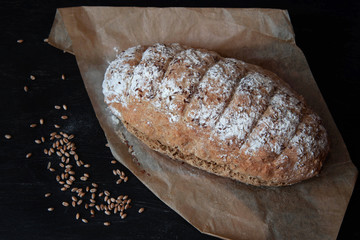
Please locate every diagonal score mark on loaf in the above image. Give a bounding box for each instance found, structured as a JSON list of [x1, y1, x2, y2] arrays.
[[239, 83, 305, 167], [210, 68, 278, 162], [102, 45, 147, 108], [183, 58, 247, 128], [272, 112, 329, 182], [128, 43, 184, 101], [153, 48, 220, 122]]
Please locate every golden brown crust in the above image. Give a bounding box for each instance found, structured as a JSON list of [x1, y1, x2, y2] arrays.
[[103, 43, 329, 186]]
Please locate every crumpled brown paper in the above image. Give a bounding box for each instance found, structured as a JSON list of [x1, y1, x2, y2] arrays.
[[48, 7, 357, 240]]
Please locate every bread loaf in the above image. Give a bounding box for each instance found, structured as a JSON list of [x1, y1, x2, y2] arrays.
[[102, 43, 329, 186]]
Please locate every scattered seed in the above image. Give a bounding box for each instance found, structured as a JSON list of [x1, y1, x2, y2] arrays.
[[61, 74, 65, 80], [111, 160, 117, 164], [61, 115, 68, 120], [61, 187, 67, 191], [41, 137, 45, 142], [49, 168, 55, 172], [63, 104, 67, 110], [47, 207, 54, 212], [54, 124, 60, 129], [105, 143, 109, 147], [124, 176, 128, 182], [30, 75, 36, 80], [25, 153, 32, 158], [39, 118, 44, 125], [4, 134, 11, 139], [81, 218, 88, 223], [121, 213, 127, 219], [44, 193, 51, 198], [72, 201, 76, 207], [35, 139, 41, 144], [76, 213, 80, 220], [24, 86, 28, 92], [84, 164, 90, 168], [116, 179, 122, 184], [62, 202, 69, 207], [91, 183, 98, 188], [77, 199, 83, 205], [30, 123, 37, 128], [105, 210, 111, 216], [17, 39, 24, 43], [43, 38, 49, 43], [104, 222, 111, 226]]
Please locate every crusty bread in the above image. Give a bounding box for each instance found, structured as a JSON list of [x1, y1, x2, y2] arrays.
[[102, 43, 329, 186]]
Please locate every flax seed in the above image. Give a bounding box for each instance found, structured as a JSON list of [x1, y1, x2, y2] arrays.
[[4, 134, 12, 139], [74, 154, 79, 161], [49, 168, 55, 172], [30, 75, 36, 80], [121, 213, 127, 219], [111, 160, 117, 164], [24, 86, 28, 92], [103, 222, 111, 226], [39, 118, 44, 125], [61, 115, 68, 120], [47, 207, 54, 212], [54, 124, 60, 129], [81, 218, 88, 223], [76, 213, 80, 220], [61, 74, 65, 80], [77, 199, 83, 205], [138, 207, 145, 213], [72, 201, 76, 207], [84, 164, 90, 168], [83, 173, 90, 178], [54, 105, 61, 109], [105, 210, 111, 216], [45, 193, 51, 197], [62, 202, 69, 207], [61, 187, 67, 191], [26, 153, 32, 158], [63, 104, 67, 110], [17, 39, 24, 43]]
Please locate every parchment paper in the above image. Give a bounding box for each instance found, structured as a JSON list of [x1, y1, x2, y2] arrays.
[[48, 7, 358, 240]]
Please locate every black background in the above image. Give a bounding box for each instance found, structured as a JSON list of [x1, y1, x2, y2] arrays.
[[0, 0, 359, 239]]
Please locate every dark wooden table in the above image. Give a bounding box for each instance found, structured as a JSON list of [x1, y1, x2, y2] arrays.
[[0, 1, 359, 239]]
